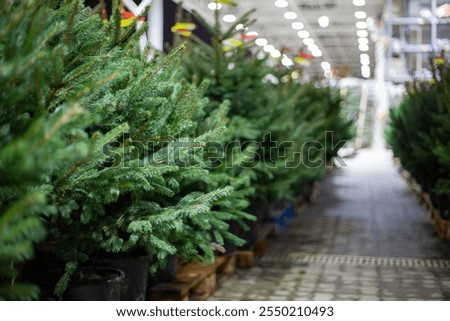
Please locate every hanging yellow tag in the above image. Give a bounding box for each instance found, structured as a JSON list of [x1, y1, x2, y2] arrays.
[[171, 22, 197, 37], [434, 57, 445, 66], [216, 0, 238, 6], [294, 56, 310, 66], [222, 38, 244, 48], [121, 17, 135, 27]]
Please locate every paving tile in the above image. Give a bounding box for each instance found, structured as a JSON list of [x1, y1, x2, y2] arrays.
[[210, 149, 450, 301]]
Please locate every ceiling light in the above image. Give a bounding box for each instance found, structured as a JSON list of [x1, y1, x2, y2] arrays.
[[361, 65, 371, 78], [223, 15, 237, 23], [246, 31, 259, 37], [284, 11, 298, 20], [297, 30, 310, 38], [359, 44, 369, 51], [282, 57, 294, 67], [354, 11, 367, 19], [366, 16, 375, 29], [263, 44, 275, 53], [308, 44, 319, 52], [318, 16, 330, 28], [419, 8, 432, 19], [321, 61, 331, 70], [291, 22, 304, 30], [360, 53, 370, 65], [353, 0, 366, 6], [312, 50, 323, 57], [274, 0, 289, 8], [255, 38, 268, 46], [356, 21, 368, 29], [358, 37, 369, 45], [208, 2, 222, 10], [303, 38, 315, 46], [271, 49, 281, 58], [357, 30, 368, 37]]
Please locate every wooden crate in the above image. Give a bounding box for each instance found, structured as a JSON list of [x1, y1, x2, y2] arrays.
[[147, 256, 230, 301], [434, 212, 450, 242], [218, 254, 236, 274], [294, 194, 306, 212], [399, 168, 450, 243], [236, 250, 255, 269], [309, 182, 321, 202], [236, 224, 275, 268]]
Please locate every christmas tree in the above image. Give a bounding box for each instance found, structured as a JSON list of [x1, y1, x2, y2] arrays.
[[0, 0, 96, 299], [2, 0, 240, 298], [177, 3, 354, 242], [388, 59, 449, 218]]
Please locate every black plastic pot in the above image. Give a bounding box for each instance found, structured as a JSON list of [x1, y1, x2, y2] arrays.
[[238, 199, 269, 250], [93, 255, 150, 301], [148, 254, 177, 285], [222, 220, 240, 254], [266, 200, 289, 222], [64, 267, 124, 301]]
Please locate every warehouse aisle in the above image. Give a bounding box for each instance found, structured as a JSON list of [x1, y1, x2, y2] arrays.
[[210, 148, 450, 300]]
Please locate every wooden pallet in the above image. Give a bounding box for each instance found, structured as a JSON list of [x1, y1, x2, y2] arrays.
[[294, 194, 306, 213], [236, 224, 275, 269], [432, 208, 450, 242], [400, 169, 450, 243], [147, 255, 235, 301], [309, 181, 321, 202]]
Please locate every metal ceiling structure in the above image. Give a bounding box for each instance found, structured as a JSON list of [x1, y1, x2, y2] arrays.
[[180, 0, 386, 79]]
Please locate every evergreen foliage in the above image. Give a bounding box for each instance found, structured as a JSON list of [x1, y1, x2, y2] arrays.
[[178, 7, 353, 202], [0, 0, 93, 299], [176, 4, 354, 256], [387, 60, 450, 218], [1, 0, 239, 298], [2, 0, 355, 300]]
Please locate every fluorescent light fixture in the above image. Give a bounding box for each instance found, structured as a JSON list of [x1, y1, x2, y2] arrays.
[[223, 15, 237, 23], [321, 61, 331, 70], [303, 38, 315, 46], [358, 37, 369, 45], [318, 16, 329, 28], [354, 11, 367, 19], [357, 30, 368, 37], [208, 2, 222, 10], [353, 0, 366, 6], [361, 65, 371, 78], [359, 44, 369, 51], [297, 30, 310, 38], [284, 11, 298, 20], [308, 44, 319, 52], [360, 53, 370, 65], [282, 57, 294, 67], [274, 0, 289, 8], [291, 22, 304, 30], [419, 8, 432, 19], [356, 21, 368, 29], [270, 49, 282, 58], [263, 44, 275, 52], [255, 38, 268, 46], [246, 31, 259, 37], [312, 50, 323, 57]]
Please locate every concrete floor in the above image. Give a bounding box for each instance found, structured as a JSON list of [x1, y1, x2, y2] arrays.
[[209, 148, 450, 301]]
